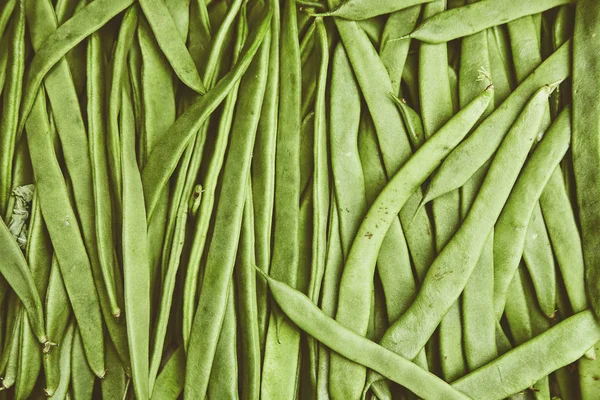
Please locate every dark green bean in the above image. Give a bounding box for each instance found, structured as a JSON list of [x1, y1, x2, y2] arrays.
[[318, 0, 431, 20], [572, 0, 600, 320], [151, 347, 184, 400], [71, 328, 95, 400]]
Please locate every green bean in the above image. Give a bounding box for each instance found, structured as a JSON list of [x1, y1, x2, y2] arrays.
[[392, 96, 425, 151], [380, 84, 554, 363], [184, 12, 270, 397], [493, 108, 570, 318], [408, 0, 574, 43], [540, 168, 587, 315], [207, 287, 239, 399], [259, 0, 303, 395], [43, 257, 71, 396], [101, 340, 128, 400], [522, 206, 557, 318], [151, 347, 185, 400], [453, 311, 600, 400], [252, 0, 280, 355], [379, 5, 421, 96], [26, 88, 105, 377], [141, 6, 271, 219], [87, 28, 121, 317], [0, 0, 24, 214], [422, 40, 570, 204], [71, 327, 95, 400], [136, 0, 204, 93], [120, 80, 150, 400], [505, 267, 534, 347], [330, 44, 364, 256], [1, 307, 22, 390], [236, 178, 261, 400], [572, 0, 600, 320], [127, 38, 145, 167], [0, 216, 47, 346], [51, 321, 75, 400], [19, 0, 137, 134], [182, 6, 248, 345], [259, 271, 470, 400], [106, 5, 139, 203], [331, 87, 492, 397], [317, 0, 431, 20], [315, 199, 342, 399], [508, 16, 543, 83]]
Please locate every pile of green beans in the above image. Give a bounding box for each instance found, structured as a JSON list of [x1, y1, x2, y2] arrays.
[[2, 0, 600, 399]]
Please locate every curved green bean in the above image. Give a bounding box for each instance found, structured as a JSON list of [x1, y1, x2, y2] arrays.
[[51, 321, 75, 400], [87, 29, 120, 317], [408, 0, 574, 43]]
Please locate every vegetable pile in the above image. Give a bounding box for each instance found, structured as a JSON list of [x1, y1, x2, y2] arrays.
[[1, 0, 600, 399]]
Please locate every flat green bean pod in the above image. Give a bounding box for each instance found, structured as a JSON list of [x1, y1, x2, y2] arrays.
[[380, 83, 555, 362], [120, 82, 150, 400], [453, 311, 600, 400], [408, 0, 574, 43], [493, 108, 570, 318], [422, 40, 570, 205], [18, 0, 136, 134], [259, 271, 470, 400], [316, 0, 432, 21]]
